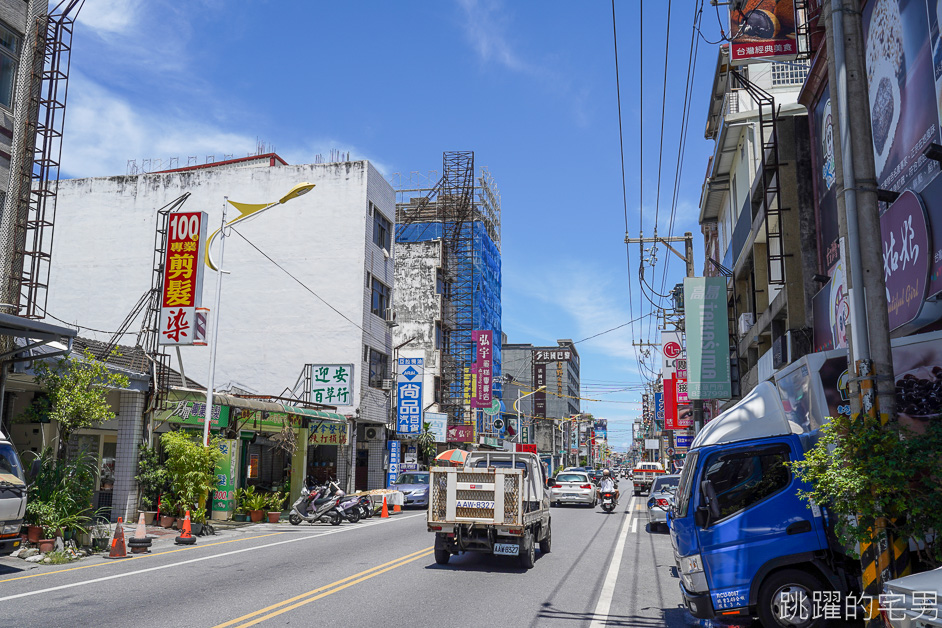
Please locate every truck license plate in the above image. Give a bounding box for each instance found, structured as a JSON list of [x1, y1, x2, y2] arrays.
[[493, 543, 519, 556], [455, 500, 495, 509]]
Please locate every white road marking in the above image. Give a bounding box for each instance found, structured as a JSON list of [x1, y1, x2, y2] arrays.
[[630, 517, 638, 534], [589, 495, 635, 628], [0, 513, 426, 602]]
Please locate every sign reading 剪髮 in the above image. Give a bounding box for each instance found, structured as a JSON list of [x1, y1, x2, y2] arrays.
[[684, 277, 731, 399]]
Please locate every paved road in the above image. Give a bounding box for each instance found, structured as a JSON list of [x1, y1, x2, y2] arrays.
[[0, 498, 747, 627]]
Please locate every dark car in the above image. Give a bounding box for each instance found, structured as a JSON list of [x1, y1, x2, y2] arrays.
[[587, 469, 602, 484]]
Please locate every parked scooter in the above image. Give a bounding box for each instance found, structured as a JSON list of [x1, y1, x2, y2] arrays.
[[334, 493, 362, 523], [357, 495, 373, 519], [288, 480, 343, 526]]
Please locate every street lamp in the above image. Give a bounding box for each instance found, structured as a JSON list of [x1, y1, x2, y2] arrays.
[[512, 385, 545, 444], [201, 182, 315, 447]]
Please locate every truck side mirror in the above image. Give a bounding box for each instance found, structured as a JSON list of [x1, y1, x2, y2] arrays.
[[546, 479, 556, 488], [697, 480, 721, 527]]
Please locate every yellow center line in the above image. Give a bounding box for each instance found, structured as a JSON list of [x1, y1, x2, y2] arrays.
[[214, 547, 434, 628], [0, 532, 287, 583]]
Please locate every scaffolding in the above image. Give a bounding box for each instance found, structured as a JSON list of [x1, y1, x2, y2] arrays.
[[14, 0, 82, 319], [394, 152, 502, 430]]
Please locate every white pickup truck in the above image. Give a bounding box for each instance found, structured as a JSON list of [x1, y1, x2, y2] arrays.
[[0, 430, 26, 556], [426, 451, 551, 569], [631, 461, 666, 495]]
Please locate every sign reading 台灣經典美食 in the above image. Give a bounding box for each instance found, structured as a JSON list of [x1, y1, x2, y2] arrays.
[[308, 364, 354, 406], [396, 357, 424, 434], [684, 277, 731, 399], [159, 211, 209, 345], [728, 0, 798, 65]]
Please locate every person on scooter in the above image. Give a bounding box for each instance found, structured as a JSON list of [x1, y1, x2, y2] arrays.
[[597, 469, 619, 505]]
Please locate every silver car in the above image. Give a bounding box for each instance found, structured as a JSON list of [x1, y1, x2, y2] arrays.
[[394, 472, 430, 507], [549, 471, 596, 507], [646, 474, 680, 531], [881, 566, 942, 627]]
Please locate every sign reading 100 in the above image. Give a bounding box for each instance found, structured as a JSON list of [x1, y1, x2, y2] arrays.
[[169, 213, 202, 241]]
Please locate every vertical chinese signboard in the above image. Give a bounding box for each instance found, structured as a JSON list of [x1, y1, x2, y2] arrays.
[[159, 211, 209, 345], [396, 357, 424, 435], [533, 363, 547, 417], [309, 364, 354, 406], [212, 439, 237, 512], [472, 331, 493, 408], [728, 0, 798, 65], [387, 440, 401, 487], [684, 277, 732, 399]]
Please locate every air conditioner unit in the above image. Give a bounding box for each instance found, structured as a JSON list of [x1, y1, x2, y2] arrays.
[[737, 313, 755, 338], [381, 378, 394, 390], [385, 308, 397, 326], [772, 330, 794, 369], [365, 426, 380, 441]]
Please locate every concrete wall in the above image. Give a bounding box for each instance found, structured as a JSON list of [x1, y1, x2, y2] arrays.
[[393, 240, 443, 413], [46, 161, 394, 423]]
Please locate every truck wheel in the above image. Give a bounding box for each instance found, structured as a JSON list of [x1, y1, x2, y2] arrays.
[[757, 568, 827, 628], [519, 531, 535, 569], [434, 548, 450, 565], [539, 522, 551, 554]]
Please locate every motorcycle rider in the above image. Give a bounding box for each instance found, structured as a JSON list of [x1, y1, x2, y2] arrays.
[[597, 468, 619, 505]]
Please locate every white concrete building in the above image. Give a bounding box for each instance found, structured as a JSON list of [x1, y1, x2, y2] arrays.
[[45, 157, 396, 490]]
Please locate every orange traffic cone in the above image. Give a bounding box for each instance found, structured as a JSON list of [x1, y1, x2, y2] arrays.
[[128, 512, 151, 554], [105, 517, 127, 559], [380, 496, 389, 518], [175, 511, 196, 545], [393, 501, 401, 513]]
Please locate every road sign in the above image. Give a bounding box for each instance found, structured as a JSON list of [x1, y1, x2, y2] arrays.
[[493, 417, 504, 430], [483, 397, 502, 416], [667, 447, 675, 458]]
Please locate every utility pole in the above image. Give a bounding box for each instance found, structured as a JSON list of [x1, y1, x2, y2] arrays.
[[823, 0, 907, 621], [624, 231, 697, 470]]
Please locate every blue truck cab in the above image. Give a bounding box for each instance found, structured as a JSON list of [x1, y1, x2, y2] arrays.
[[670, 378, 857, 627]]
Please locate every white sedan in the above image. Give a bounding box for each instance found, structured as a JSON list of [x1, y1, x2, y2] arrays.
[[881, 566, 941, 627], [548, 472, 596, 507]]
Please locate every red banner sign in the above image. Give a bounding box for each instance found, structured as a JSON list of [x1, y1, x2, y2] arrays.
[[515, 443, 537, 454], [159, 211, 208, 345], [447, 424, 474, 443], [664, 378, 694, 430]]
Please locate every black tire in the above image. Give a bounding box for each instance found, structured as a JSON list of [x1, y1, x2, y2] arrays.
[[434, 548, 450, 565], [288, 514, 301, 526], [329, 512, 342, 526], [174, 535, 196, 545], [347, 509, 360, 524], [757, 568, 828, 628], [519, 531, 535, 569], [539, 521, 552, 554]]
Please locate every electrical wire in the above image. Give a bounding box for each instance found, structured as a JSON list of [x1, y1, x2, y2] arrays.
[[229, 226, 389, 347], [44, 312, 135, 337], [652, 0, 673, 235]]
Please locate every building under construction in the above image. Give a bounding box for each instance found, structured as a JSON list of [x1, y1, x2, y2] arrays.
[[391, 151, 502, 441]]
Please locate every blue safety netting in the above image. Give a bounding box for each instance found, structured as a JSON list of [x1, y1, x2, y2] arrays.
[[397, 221, 502, 397]]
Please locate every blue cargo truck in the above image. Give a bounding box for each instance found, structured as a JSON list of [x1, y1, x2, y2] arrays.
[[671, 331, 942, 626]]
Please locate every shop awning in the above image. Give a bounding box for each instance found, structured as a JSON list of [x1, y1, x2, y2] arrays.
[[168, 389, 348, 424], [0, 312, 77, 362]]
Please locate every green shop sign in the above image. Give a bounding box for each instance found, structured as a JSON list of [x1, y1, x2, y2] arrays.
[[157, 400, 230, 429], [683, 276, 732, 399]]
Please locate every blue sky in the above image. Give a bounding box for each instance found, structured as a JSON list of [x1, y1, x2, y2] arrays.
[[66, 0, 721, 451]]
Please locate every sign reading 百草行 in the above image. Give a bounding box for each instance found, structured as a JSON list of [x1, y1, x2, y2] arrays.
[[396, 357, 424, 434], [684, 277, 731, 399], [308, 364, 354, 406], [159, 211, 209, 345]]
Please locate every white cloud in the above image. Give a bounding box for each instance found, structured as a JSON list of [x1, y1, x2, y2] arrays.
[[457, 0, 531, 73], [75, 0, 144, 36], [61, 72, 257, 178]]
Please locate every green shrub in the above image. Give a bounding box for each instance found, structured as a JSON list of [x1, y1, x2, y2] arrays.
[[160, 431, 223, 520]]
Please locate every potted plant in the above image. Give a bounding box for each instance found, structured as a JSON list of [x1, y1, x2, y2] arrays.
[[232, 488, 250, 522], [267, 491, 285, 523], [159, 496, 178, 528], [91, 522, 111, 551], [189, 508, 207, 536], [160, 431, 222, 526], [244, 491, 268, 523], [135, 444, 168, 525]]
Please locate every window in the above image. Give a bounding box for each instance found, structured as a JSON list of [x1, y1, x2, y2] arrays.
[[368, 348, 389, 388], [702, 446, 791, 520], [433, 376, 442, 403], [371, 278, 390, 317], [373, 209, 391, 250], [365, 271, 371, 288], [436, 321, 450, 350], [0, 24, 20, 109], [771, 60, 809, 87], [436, 268, 450, 298]]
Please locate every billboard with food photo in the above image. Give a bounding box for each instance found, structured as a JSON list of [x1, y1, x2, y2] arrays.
[[863, 0, 941, 194], [729, 0, 798, 65]]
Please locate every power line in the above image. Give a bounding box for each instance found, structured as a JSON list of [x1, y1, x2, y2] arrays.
[[229, 226, 389, 347]]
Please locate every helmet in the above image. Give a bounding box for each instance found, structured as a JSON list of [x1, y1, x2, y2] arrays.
[[602, 469, 611, 477]]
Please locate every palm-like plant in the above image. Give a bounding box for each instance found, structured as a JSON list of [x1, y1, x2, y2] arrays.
[[416, 422, 437, 466]]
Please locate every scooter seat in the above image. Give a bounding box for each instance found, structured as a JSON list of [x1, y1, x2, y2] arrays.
[[312, 497, 331, 506]]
